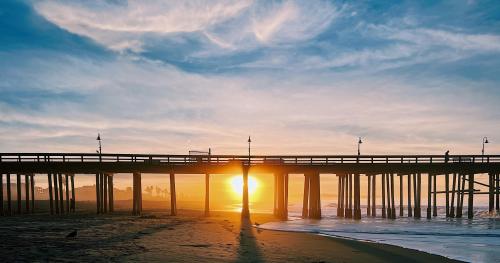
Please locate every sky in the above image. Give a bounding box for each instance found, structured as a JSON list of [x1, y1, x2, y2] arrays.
[[1, 0, 500, 156]]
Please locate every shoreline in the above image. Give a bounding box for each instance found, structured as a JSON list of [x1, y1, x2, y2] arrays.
[[0, 208, 462, 262]]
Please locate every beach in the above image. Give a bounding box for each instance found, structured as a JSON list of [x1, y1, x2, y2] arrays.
[[0, 207, 459, 262]]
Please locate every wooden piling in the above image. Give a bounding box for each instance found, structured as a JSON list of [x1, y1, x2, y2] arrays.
[[277, 173, 285, 219], [58, 173, 64, 213], [48, 174, 54, 215], [138, 173, 142, 214], [354, 173, 361, 220], [274, 174, 277, 216], [489, 173, 494, 212], [7, 174, 11, 215], [337, 175, 342, 217], [433, 174, 437, 217], [0, 174, 3, 216], [408, 173, 412, 217], [468, 173, 474, 219], [103, 174, 108, 213], [205, 174, 210, 216], [399, 174, 403, 217], [391, 173, 396, 219], [367, 175, 371, 216], [344, 174, 349, 217], [108, 175, 113, 212], [54, 173, 59, 214], [170, 173, 177, 216], [386, 173, 391, 219], [25, 174, 30, 213], [17, 174, 22, 214], [456, 173, 462, 218], [381, 173, 386, 218], [457, 174, 465, 218], [132, 173, 137, 215], [284, 173, 289, 219], [450, 173, 457, 217], [95, 173, 100, 214], [445, 173, 449, 217], [427, 173, 432, 219], [416, 173, 422, 218], [30, 174, 35, 213], [71, 174, 76, 212], [495, 173, 500, 212], [65, 174, 70, 213], [309, 173, 321, 219], [100, 173, 104, 213], [302, 174, 309, 218], [340, 175, 345, 217], [371, 174, 376, 217], [348, 173, 353, 218]]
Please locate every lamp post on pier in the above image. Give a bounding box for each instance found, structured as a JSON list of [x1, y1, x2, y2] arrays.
[[96, 133, 102, 161], [482, 137, 489, 162], [357, 137, 363, 156], [248, 136, 252, 164]]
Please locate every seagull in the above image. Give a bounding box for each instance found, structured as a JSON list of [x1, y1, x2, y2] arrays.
[[66, 230, 77, 238]]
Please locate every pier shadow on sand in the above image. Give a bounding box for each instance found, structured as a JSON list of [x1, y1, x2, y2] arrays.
[[236, 217, 264, 263]]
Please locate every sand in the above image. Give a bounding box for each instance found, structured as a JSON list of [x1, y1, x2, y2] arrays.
[[0, 208, 461, 262]]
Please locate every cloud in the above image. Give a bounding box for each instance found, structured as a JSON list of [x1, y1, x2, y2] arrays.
[[34, 0, 338, 53], [1, 51, 499, 155], [34, 0, 253, 52]]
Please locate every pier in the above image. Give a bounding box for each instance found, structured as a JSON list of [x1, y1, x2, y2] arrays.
[[1, 153, 499, 220]]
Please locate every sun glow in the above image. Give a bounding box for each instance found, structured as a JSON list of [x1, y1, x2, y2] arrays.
[[229, 175, 258, 196]]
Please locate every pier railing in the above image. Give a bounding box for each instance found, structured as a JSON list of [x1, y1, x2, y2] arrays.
[[0, 153, 499, 165]]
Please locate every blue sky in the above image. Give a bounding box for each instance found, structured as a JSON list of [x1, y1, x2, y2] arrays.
[[1, 0, 500, 155]]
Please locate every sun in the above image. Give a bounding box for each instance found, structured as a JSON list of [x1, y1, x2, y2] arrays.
[[230, 175, 258, 196]]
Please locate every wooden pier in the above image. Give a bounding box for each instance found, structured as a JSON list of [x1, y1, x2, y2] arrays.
[[1, 153, 499, 220]]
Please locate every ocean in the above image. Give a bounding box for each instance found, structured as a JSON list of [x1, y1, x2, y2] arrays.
[[259, 205, 500, 262]]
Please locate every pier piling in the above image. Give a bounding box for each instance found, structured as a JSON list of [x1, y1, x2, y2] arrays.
[[7, 174, 11, 215], [371, 174, 376, 217], [408, 173, 412, 217], [58, 174, 64, 213], [445, 173, 450, 217], [399, 174, 403, 217], [0, 174, 3, 216], [54, 173, 59, 214], [468, 174, 474, 219], [48, 174, 53, 215], [367, 174, 371, 216], [108, 175, 113, 212], [433, 174, 437, 217], [65, 174, 70, 213], [170, 173, 177, 216], [302, 174, 309, 218], [30, 174, 35, 213], [427, 174, 432, 219], [95, 173, 100, 214], [17, 174, 21, 214], [25, 174, 30, 213], [450, 173, 457, 217], [382, 173, 386, 218]]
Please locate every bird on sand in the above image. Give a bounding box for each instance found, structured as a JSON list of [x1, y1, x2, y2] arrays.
[[66, 230, 77, 238]]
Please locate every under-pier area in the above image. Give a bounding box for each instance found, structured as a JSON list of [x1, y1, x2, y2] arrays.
[[1, 153, 499, 220]]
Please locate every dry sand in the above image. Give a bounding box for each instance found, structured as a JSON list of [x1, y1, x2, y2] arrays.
[[0, 208, 461, 262]]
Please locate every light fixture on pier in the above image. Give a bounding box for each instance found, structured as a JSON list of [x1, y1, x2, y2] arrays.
[[247, 136, 252, 162], [357, 137, 363, 156], [482, 137, 489, 156], [96, 133, 102, 154]]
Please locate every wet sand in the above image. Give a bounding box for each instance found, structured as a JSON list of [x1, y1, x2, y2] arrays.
[[0, 208, 460, 262]]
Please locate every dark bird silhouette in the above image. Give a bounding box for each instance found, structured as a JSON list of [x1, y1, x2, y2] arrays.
[[254, 222, 260, 226], [66, 230, 77, 238]]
